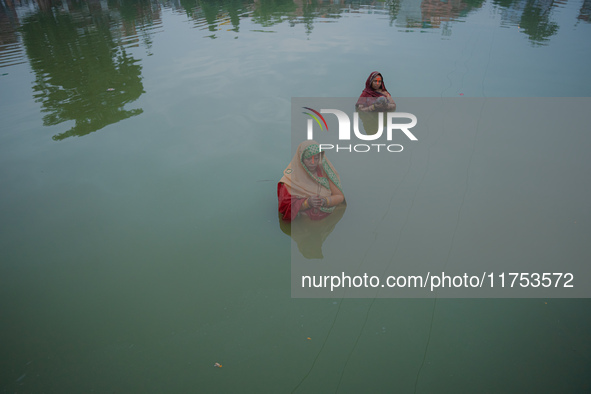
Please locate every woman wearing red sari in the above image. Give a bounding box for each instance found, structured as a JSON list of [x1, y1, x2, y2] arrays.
[[356, 71, 396, 112], [277, 140, 345, 222]]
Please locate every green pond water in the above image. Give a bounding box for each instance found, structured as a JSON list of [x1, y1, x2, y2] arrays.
[[1, 0, 591, 392]]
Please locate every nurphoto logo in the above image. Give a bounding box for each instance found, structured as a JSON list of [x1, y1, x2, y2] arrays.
[[303, 107, 418, 153]]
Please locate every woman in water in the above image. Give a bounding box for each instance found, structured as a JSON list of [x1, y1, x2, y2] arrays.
[[356, 71, 396, 112], [277, 140, 345, 222]]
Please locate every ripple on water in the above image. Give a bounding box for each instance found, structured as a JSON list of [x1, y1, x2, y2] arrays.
[[0, 47, 27, 68]]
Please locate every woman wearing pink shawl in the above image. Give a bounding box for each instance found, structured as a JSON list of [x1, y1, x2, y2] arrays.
[[356, 71, 397, 112], [277, 141, 345, 222]]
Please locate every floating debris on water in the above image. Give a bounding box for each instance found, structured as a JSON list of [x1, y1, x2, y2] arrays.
[[214, 362, 222, 368]]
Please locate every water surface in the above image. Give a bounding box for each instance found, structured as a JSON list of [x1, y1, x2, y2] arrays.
[[1, 0, 590, 391]]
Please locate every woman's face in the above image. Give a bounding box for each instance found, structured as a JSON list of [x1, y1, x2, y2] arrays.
[[303, 153, 321, 172], [371, 75, 382, 90]]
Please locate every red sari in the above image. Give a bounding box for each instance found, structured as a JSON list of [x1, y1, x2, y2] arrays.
[[277, 168, 331, 222], [277, 141, 344, 222]]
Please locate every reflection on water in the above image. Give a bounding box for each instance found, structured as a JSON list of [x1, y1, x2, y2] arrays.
[[182, 0, 253, 35], [402, 0, 485, 30], [279, 205, 346, 259], [2, 0, 579, 68], [18, 3, 146, 139], [357, 110, 387, 136], [580, 0, 591, 21], [495, 0, 561, 44], [0, 0, 582, 138], [0, 0, 26, 67]]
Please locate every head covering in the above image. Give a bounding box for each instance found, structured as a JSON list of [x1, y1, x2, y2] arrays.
[[361, 71, 388, 97], [356, 71, 388, 108], [279, 140, 343, 214]]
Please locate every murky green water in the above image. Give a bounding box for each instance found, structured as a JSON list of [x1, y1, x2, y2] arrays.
[[1, 0, 590, 391]]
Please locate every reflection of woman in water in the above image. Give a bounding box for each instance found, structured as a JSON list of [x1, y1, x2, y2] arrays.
[[278, 202, 346, 259], [278, 140, 345, 222], [356, 71, 396, 112]]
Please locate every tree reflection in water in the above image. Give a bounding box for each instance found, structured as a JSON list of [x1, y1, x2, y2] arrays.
[[20, 5, 145, 140], [4, 0, 574, 142]]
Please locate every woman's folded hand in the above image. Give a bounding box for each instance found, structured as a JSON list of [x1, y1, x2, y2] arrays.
[[308, 196, 324, 208]]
